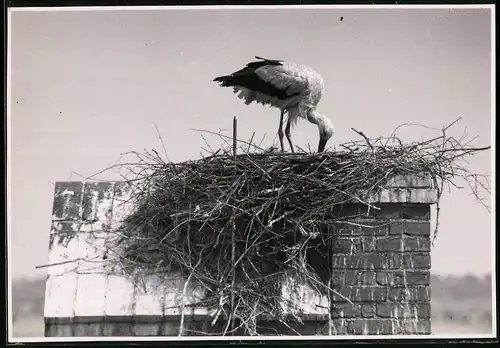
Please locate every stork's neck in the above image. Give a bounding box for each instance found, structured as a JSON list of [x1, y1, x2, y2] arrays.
[[307, 110, 334, 137], [306, 110, 327, 127]]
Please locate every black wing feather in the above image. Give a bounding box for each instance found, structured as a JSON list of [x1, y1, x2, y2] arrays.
[[213, 57, 299, 100]]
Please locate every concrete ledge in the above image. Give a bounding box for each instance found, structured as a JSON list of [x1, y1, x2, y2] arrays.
[[368, 188, 438, 204], [45, 313, 331, 325], [45, 314, 215, 324], [45, 318, 432, 336], [384, 174, 433, 188], [368, 174, 438, 204]]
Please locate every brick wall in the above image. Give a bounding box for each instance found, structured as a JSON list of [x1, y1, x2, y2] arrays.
[[318, 205, 431, 335], [44, 175, 437, 336]]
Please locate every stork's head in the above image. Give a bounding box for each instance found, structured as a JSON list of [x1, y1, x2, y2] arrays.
[[304, 108, 334, 153], [316, 113, 334, 153]]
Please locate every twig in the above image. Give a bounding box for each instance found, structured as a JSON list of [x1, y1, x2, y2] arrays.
[[231, 116, 237, 335], [35, 258, 83, 269], [191, 128, 266, 152], [154, 124, 171, 163], [351, 128, 373, 149]]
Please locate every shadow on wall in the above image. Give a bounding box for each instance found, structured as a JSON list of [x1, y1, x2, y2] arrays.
[[11, 273, 493, 337]]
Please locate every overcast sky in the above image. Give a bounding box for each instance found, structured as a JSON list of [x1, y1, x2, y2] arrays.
[[9, 6, 493, 279]]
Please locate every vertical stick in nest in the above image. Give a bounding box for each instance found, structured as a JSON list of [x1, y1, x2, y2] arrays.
[[231, 116, 237, 335], [327, 278, 334, 336], [327, 235, 334, 335]]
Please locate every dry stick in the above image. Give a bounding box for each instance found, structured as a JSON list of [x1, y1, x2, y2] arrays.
[[385, 120, 448, 147], [443, 117, 463, 132], [154, 124, 171, 163], [231, 116, 237, 336], [247, 132, 256, 153], [434, 145, 491, 154], [191, 128, 266, 152], [178, 205, 192, 337], [35, 258, 83, 269], [327, 278, 333, 336], [178, 253, 204, 337], [351, 128, 373, 149]]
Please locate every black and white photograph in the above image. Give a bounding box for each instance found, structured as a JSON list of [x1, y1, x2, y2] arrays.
[[7, 4, 495, 342]]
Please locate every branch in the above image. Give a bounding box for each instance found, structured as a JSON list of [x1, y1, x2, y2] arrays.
[[351, 128, 373, 149]]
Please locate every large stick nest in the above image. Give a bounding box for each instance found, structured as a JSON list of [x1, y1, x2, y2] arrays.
[[102, 120, 489, 336]]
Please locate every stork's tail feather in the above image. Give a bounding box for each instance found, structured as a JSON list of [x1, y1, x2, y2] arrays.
[[213, 75, 231, 86], [214, 57, 283, 88], [254, 56, 283, 64]]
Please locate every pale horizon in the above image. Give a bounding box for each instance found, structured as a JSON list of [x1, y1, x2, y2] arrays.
[[8, 6, 494, 280]]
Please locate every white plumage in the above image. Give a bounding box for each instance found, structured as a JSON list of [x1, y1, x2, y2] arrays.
[[214, 56, 334, 153]]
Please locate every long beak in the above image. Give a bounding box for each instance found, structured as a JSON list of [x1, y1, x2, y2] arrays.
[[317, 137, 328, 153]]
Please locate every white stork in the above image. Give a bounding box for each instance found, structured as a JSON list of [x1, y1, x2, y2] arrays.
[[213, 56, 334, 153]]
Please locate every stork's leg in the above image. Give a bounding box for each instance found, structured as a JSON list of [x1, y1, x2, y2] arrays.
[[285, 118, 295, 153], [278, 110, 285, 152]]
